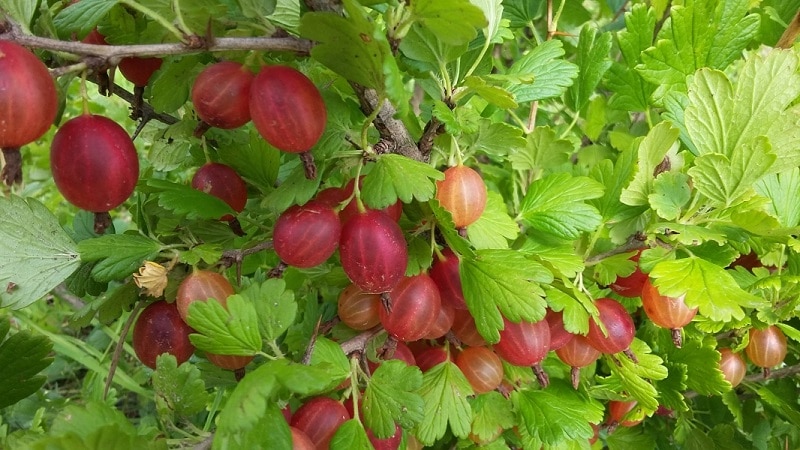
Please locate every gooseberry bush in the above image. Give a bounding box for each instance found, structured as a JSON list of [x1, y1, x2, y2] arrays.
[[1, 1, 800, 449]]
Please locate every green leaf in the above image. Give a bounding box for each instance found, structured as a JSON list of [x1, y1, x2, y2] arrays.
[[330, 420, 372, 450], [593, 251, 638, 287], [1, 0, 39, 33], [363, 360, 424, 438], [466, 191, 519, 249], [0, 321, 53, 409], [664, 336, 728, 397], [607, 4, 656, 112], [216, 128, 281, 191], [78, 234, 161, 282], [53, 0, 119, 37], [470, 0, 505, 43], [148, 136, 191, 172], [43, 401, 161, 450], [601, 339, 668, 412], [619, 122, 681, 207], [684, 50, 800, 170], [512, 382, 604, 446], [410, 0, 487, 46], [650, 256, 765, 322], [544, 285, 594, 335], [518, 173, 604, 240], [0, 195, 80, 309], [568, 25, 612, 112], [755, 168, 800, 227], [606, 424, 656, 450], [506, 40, 579, 103], [361, 154, 444, 208], [509, 126, 573, 175], [152, 354, 212, 419], [637, 0, 760, 103], [240, 279, 296, 342], [689, 137, 775, 207], [461, 249, 552, 343], [148, 56, 202, 114], [462, 76, 517, 109], [400, 22, 468, 70], [146, 179, 236, 220], [70, 281, 139, 328], [309, 337, 351, 390], [648, 171, 692, 220], [470, 391, 515, 443], [300, 0, 392, 90], [264, 163, 321, 213], [179, 243, 223, 266], [186, 296, 262, 356], [468, 121, 526, 157], [413, 361, 473, 445], [589, 147, 637, 221]]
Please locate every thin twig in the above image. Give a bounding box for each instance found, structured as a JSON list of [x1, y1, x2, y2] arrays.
[[53, 283, 87, 309], [104, 301, 144, 400], [776, 9, 800, 49], [340, 326, 384, 355]]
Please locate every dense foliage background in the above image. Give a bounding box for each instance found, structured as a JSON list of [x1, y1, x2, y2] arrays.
[[1, 0, 800, 449]]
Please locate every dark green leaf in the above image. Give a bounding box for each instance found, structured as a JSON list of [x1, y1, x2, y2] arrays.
[[507, 40, 578, 103], [147, 179, 236, 220], [0, 195, 80, 309], [363, 360, 424, 437], [461, 249, 552, 343], [569, 26, 612, 111], [512, 382, 604, 446], [607, 4, 656, 112], [0, 323, 53, 409], [152, 354, 212, 418], [187, 296, 262, 356], [518, 173, 604, 240], [148, 56, 203, 114], [78, 234, 161, 282], [330, 420, 372, 450], [361, 154, 444, 208], [70, 281, 139, 328], [53, 0, 119, 37], [264, 163, 321, 213], [413, 361, 473, 445], [400, 22, 468, 70], [605, 424, 655, 450], [410, 0, 487, 46], [664, 336, 728, 397]]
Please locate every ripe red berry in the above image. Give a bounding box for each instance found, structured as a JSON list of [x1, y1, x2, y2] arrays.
[[291, 397, 349, 450], [608, 400, 642, 427], [494, 318, 551, 386], [191, 162, 248, 221], [718, 348, 746, 388], [430, 248, 467, 310], [205, 353, 253, 371], [745, 325, 787, 374], [451, 309, 487, 347], [379, 274, 442, 342], [609, 251, 648, 298], [641, 279, 697, 347], [0, 41, 58, 185], [132, 301, 195, 369], [555, 334, 600, 388], [586, 298, 636, 358], [456, 346, 504, 394], [118, 56, 162, 88], [339, 209, 408, 293], [191, 61, 254, 134], [175, 270, 235, 322], [435, 165, 487, 228], [273, 200, 341, 268], [545, 309, 571, 351], [51, 114, 139, 213], [337, 284, 381, 331]]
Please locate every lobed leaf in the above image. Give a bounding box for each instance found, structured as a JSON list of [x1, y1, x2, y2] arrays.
[[518, 173, 604, 240], [78, 234, 161, 283], [187, 296, 262, 356], [413, 361, 473, 445], [363, 360, 424, 438]]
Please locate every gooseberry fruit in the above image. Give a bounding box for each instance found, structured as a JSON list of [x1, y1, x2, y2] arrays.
[[718, 348, 746, 388], [191, 61, 254, 136], [367, 341, 416, 374], [205, 353, 253, 371], [273, 200, 341, 269], [337, 284, 381, 331], [0, 41, 58, 185], [250, 65, 326, 179], [119, 56, 162, 118], [430, 248, 467, 310], [608, 400, 642, 427], [641, 279, 697, 347], [555, 334, 600, 389], [51, 114, 139, 233], [609, 251, 648, 298], [456, 346, 504, 394], [493, 317, 550, 386], [191, 162, 248, 222], [414, 346, 450, 372], [545, 309, 571, 350], [367, 424, 402, 450], [746, 325, 787, 377], [379, 274, 442, 342], [423, 301, 455, 340], [435, 165, 487, 228], [175, 270, 235, 322], [451, 309, 487, 347], [290, 397, 349, 450], [132, 301, 195, 369], [290, 426, 315, 450], [339, 209, 408, 293], [586, 298, 636, 361]]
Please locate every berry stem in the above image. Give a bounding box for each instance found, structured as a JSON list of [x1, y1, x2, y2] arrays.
[[571, 367, 580, 390], [1, 147, 22, 185], [94, 212, 113, 234], [533, 363, 550, 388], [299, 151, 317, 180], [671, 328, 683, 348]]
